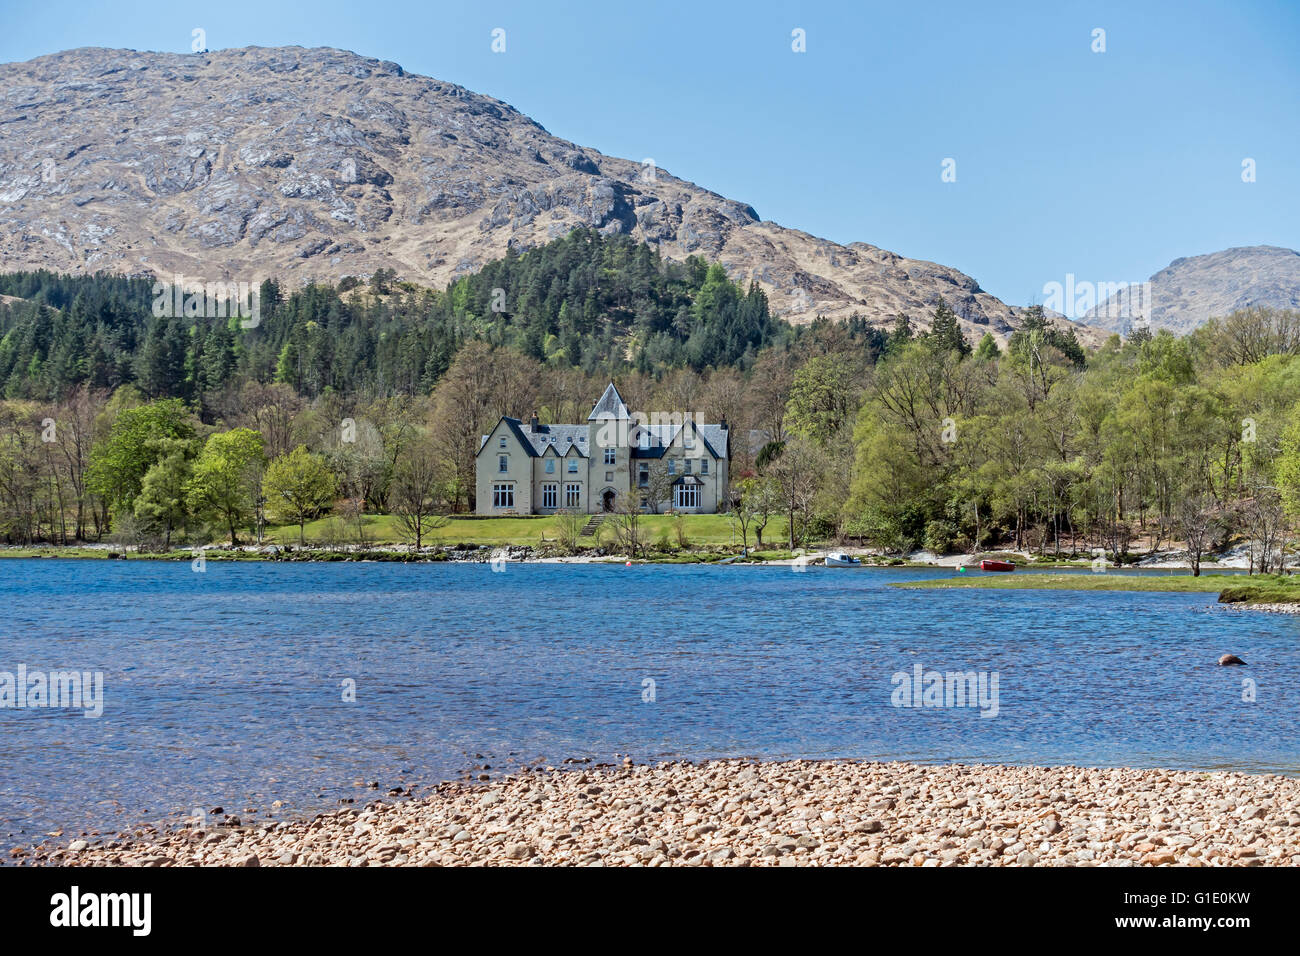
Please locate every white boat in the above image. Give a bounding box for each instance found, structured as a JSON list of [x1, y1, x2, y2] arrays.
[[824, 552, 862, 567]]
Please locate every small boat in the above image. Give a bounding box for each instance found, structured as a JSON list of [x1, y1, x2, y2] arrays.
[[825, 552, 862, 567], [979, 559, 1016, 572]]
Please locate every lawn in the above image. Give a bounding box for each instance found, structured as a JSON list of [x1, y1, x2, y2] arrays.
[[262, 512, 750, 548]]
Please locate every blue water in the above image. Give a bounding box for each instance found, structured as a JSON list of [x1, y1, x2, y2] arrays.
[[1, 559, 1297, 840]]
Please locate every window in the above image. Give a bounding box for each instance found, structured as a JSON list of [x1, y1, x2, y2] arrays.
[[545, 459, 555, 474], [565, 483, 582, 508], [685, 459, 692, 474], [499, 437, 507, 448], [604, 447, 616, 465], [638, 464, 649, 487], [701, 458, 709, 475], [668, 459, 676, 476], [639, 430, 649, 450], [605, 471, 613, 482], [498, 455, 508, 473], [640, 497, 648, 509], [493, 483, 514, 508], [684, 433, 695, 449], [542, 484, 557, 508], [568, 459, 579, 474], [675, 484, 699, 509]]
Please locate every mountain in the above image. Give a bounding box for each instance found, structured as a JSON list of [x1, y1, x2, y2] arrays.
[[1084, 245, 1300, 335], [0, 45, 1092, 344]]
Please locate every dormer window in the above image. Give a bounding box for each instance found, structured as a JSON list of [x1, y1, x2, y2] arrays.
[[568, 459, 578, 474], [545, 459, 555, 474], [499, 436, 507, 448]]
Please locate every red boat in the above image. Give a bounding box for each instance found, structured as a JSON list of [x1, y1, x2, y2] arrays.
[[979, 559, 1016, 572]]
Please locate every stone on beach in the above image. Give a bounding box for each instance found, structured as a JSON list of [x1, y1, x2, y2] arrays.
[[32, 759, 1300, 868]]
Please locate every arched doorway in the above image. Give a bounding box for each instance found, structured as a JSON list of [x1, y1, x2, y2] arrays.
[[601, 489, 616, 512]]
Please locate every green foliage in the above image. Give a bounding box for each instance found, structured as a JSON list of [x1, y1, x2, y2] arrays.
[[1276, 409, 1300, 517], [187, 427, 266, 544], [923, 519, 958, 554], [133, 437, 195, 546], [0, 229, 782, 402], [755, 440, 785, 471], [87, 398, 196, 516], [926, 299, 970, 357], [847, 305, 1300, 558], [1008, 305, 1085, 368], [886, 314, 914, 354], [973, 332, 1001, 362], [784, 354, 860, 443], [263, 445, 338, 544]]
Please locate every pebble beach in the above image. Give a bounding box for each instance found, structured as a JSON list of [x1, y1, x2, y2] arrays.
[[30, 759, 1300, 867]]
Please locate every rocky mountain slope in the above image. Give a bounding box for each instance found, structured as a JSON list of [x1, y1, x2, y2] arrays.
[[0, 45, 1086, 342], [1084, 245, 1300, 335]]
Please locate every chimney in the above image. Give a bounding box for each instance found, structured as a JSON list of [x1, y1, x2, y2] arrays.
[[720, 414, 728, 430], [529, 412, 540, 430]]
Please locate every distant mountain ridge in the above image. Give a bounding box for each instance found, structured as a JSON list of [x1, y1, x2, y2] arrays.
[[1084, 245, 1300, 335], [0, 45, 1093, 344]]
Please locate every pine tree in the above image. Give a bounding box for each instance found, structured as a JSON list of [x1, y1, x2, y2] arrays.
[[927, 299, 970, 356], [973, 332, 1001, 361]]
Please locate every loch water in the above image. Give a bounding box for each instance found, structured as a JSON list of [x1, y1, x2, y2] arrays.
[[1, 559, 1296, 839]]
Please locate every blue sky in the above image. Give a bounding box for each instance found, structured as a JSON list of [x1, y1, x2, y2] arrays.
[[2, 0, 1297, 308]]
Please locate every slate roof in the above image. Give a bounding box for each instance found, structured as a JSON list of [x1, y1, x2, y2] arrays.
[[477, 384, 728, 459], [520, 422, 591, 456], [587, 382, 630, 420], [630, 422, 728, 460], [478, 418, 591, 457]]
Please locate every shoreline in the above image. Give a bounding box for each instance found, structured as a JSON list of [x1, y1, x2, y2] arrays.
[[28, 758, 1300, 867], [0, 543, 1280, 572], [7, 547, 1294, 608]]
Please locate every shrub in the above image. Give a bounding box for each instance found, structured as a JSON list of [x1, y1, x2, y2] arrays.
[[923, 519, 957, 554]]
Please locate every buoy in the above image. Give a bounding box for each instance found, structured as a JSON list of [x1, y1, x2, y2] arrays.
[[1218, 654, 1246, 666], [957, 566, 965, 573], [625, 561, 632, 566]]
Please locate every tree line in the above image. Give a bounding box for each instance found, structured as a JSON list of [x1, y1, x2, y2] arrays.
[[3, 229, 1300, 567], [0, 228, 782, 407]]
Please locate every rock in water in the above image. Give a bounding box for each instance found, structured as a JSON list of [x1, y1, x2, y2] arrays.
[[1219, 654, 1247, 666]]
